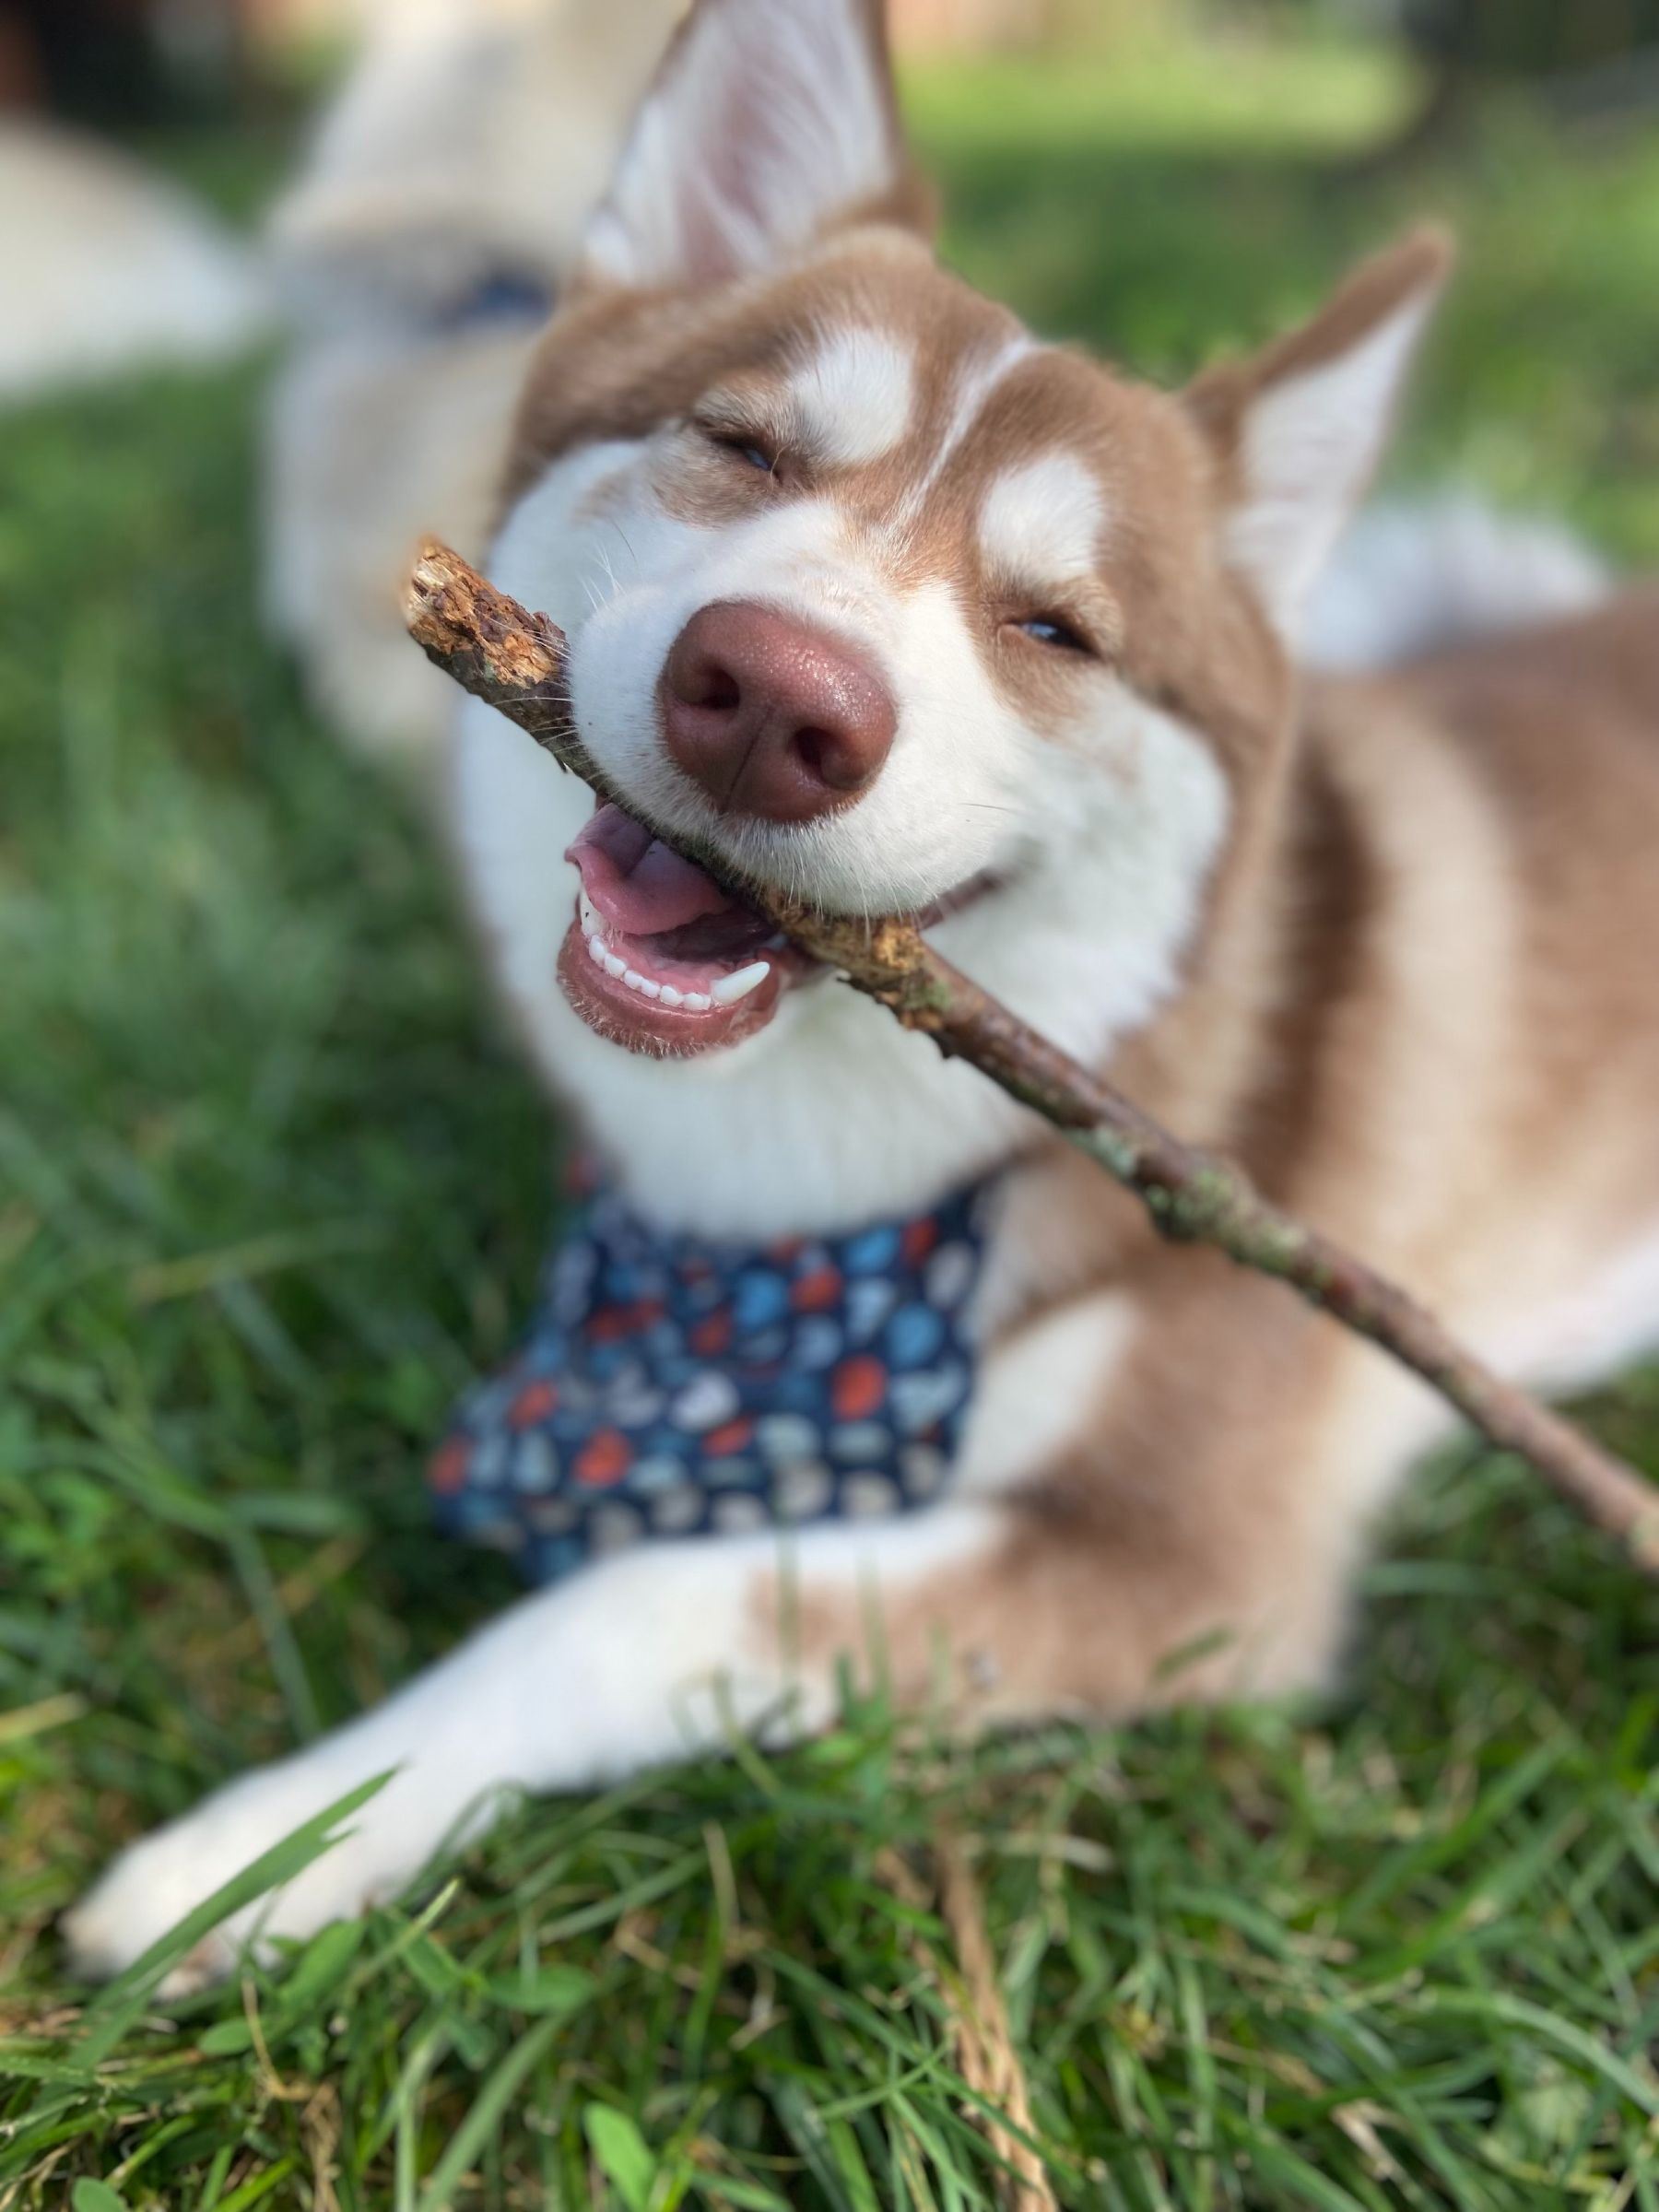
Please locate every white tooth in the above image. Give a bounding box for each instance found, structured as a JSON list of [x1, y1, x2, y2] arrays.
[[711, 960, 771, 1006], [588, 934, 606, 965], [639, 979, 663, 999], [659, 986, 684, 1008], [685, 993, 712, 1012], [579, 891, 600, 935], [603, 953, 627, 979], [623, 970, 646, 992]]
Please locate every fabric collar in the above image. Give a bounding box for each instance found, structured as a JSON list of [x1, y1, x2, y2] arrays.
[[429, 1171, 995, 1584]]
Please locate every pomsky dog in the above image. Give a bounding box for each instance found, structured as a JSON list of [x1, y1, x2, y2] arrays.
[[71, 0, 1659, 1981]]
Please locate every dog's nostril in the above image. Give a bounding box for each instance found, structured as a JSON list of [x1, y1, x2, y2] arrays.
[[793, 727, 833, 784], [699, 663, 741, 713], [671, 651, 741, 713]]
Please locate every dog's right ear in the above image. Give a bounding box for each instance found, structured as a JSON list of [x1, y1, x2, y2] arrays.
[[1185, 227, 1453, 643], [577, 0, 929, 292]]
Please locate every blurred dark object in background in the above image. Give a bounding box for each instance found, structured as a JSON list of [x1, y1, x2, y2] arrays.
[[1375, 0, 1659, 143], [0, 0, 266, 400], [1401, 0, 1659, 78], [0, 0, 249, 125]]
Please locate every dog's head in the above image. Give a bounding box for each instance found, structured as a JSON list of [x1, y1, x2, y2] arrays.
[[484, 0, 1449, 1067]]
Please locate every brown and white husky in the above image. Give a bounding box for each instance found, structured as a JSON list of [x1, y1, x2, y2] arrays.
[[71, 0, 1658, 1982]]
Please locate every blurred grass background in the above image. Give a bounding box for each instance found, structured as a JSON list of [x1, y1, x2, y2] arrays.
[[3, 13, 1659, 2207]]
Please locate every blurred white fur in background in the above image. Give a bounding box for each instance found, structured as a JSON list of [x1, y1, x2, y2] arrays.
[[1306, 495, 1609, 671], [0, 121, 265, 400], [262, 0, 684, 769]]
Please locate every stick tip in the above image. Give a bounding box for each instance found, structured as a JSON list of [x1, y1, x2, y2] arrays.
[[403, 537, 479, 653], [405, 535, 460, 607]]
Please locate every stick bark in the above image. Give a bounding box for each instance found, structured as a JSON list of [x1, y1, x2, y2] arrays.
[[405, 537, 1659, 1580]]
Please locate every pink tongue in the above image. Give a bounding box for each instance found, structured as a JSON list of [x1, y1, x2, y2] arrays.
[[566, 803, 734, 937]]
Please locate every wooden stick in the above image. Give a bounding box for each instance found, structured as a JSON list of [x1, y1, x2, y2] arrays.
[[405, 538, 1659, 1580]]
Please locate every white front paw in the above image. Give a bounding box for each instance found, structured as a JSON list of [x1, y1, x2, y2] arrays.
[[64, 1761, 425, 1992]]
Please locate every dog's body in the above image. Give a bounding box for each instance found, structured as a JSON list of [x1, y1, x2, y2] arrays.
[[70, 0, 1659, 1981]]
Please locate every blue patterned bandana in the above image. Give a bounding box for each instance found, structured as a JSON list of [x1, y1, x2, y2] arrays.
[[429, 1171, 994, 1583]]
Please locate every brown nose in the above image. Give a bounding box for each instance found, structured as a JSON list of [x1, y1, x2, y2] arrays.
[[659, 602, 896, 822]]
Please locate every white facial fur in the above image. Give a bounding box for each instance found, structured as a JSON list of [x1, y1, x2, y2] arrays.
[[896, 332, 1036, 523], [782, 326, 915, 467], [978, 452, 1105, 582], [452, 382, 1230, 1241]]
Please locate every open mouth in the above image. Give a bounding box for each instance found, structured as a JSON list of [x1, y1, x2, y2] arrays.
[[559, 803, 814, 1057], [559, 802, 1006, 1059]]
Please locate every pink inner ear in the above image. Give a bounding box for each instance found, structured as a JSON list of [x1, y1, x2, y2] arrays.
[[675, 62, 798, 284], [586, 0, 903, 291]]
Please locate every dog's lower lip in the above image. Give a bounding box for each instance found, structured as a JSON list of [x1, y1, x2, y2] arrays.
[[556, 908, 797, 1058]]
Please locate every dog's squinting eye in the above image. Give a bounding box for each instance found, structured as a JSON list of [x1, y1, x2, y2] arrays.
[[704, 429, 775, 475], [1012, 615, 1093, 656]]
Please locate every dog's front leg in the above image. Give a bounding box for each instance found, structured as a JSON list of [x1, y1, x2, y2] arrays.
[[65, 1503, 1020, 1986]]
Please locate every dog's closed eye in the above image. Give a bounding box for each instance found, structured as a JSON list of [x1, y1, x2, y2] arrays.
[[700, 425, 776, 474], [1011, 614, 1094, 655]]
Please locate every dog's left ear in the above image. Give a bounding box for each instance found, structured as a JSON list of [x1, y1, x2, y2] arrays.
[[579, 0, 929, 292], [1186, 227, 1453, 641]]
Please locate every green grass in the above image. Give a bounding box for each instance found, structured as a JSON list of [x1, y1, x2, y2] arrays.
[[5, 34, 1659, 2210]]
